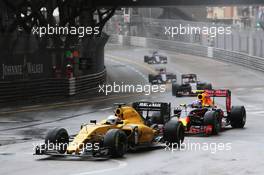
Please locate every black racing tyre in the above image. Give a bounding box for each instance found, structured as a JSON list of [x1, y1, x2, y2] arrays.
[[150, 112, 162, 124], [206, 83, 213, 90], [104, 129, 128, 158], [185, 86, 192, 95], [45, 128, 69, 154], [230, 106, 246, 128], [172, 83, 181, 97], [204, 111, 221, 135], [163, 119, 185, 146], [160, 57, 167, 63], [148, 74, 154, 83], [163, 57, 168, 64], [144, 56, 149, 63], [197, 83, 207, 90], [176, 93, 182, 97], [167, 74, 177, 82]]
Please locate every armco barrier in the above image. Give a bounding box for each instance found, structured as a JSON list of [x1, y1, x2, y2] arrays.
[[0, 69, 106, 103], [0, 78, 69, 103], [213, 48, 264, 72], [110, 35, 264, 73], [71, 69, 106, 95]]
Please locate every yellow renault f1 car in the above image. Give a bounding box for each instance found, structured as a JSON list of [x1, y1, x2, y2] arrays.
[[35, 103, 184, 158]]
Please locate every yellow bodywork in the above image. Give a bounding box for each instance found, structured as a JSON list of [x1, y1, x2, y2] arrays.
[[197, 91, 213, 107], [179, 118, 189, 127], [67, 105, 156, 154]]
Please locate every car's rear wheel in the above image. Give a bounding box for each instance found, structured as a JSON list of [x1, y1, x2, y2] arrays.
[[144, 56, 149, 63], [148, 74, 154, 84], [162, 57, 168, 64], [167, 74, 177, 82], [163, 119, 185, 146], [45, 128, 69, 154], [206, 83, 213, 90], [104, 129, 128, 158], [204, 111, 221, 135], [230, 106, 246, 128], [172, 83, 181, 97], [150, 112, 162, 124]]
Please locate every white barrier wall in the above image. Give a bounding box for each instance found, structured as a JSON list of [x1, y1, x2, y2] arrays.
[[110, 34, 264, 72]]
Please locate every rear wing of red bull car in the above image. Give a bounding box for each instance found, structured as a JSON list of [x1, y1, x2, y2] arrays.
[[197, 89, 231, 114]]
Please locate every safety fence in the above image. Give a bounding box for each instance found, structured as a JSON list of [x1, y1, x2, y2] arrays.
[[213, 49, 264, 72], [0, 69, 106, 104], [109, 34, 264, 73], [71, 69, 106, 96], [107, 17, 264, 58]]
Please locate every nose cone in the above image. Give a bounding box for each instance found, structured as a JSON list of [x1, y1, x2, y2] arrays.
[[67, 125, 97, 154]]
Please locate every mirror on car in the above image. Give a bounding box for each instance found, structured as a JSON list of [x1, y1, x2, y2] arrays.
[[180, 104, 187, 108], [90, 120, 97, 124], [80, 123, 87, 129], [174, 109, 182, 116], [116, 121, 124, 124]]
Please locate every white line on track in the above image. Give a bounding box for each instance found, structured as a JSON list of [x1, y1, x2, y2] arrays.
[[244, 105, 264, 112], [233, 88, 245, 92], [251, 87, 263, 91], [20, 105, 43, 109], [71, 159, 127, 175], [127, 65, 148, 82], [107, 58, 148, 82], [245, 104, 262, 109], [99, 107, 113, 111], [247, 111, 264, 115]]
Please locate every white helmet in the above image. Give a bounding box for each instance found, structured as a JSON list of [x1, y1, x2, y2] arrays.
[[106, 115, 120, 125]]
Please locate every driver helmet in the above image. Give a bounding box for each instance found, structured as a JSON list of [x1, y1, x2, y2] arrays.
[[159, 68, 165, 73], [190, 78, 195, 83], [106, 115, 120, 125], [191, 100, 202, 108]]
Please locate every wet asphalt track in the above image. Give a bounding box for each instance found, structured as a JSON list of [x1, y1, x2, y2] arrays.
[[0, 45, 264, 175]]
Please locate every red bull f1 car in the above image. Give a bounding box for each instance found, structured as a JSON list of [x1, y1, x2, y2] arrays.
[[172, 74, 212, 97], [149, 68, 177, 84], [174, 89, 246, 136], [144, 51, 168, 64]]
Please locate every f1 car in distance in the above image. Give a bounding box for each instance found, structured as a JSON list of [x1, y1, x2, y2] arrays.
[[172, 74, 212, 97], [35, 103, 184, 158], [173, 89, 246, 136], [144, 51, 168, 64], [149, 68, 177, 84]]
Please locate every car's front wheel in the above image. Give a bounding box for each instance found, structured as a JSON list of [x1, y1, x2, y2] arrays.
[[172, 83, 181, 97], [163, 119, 185, 147], [45, 128, 69, 154], [204, 111, 221, 135], [230, 106, 246, 128], [104, 129, 128, 158]]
